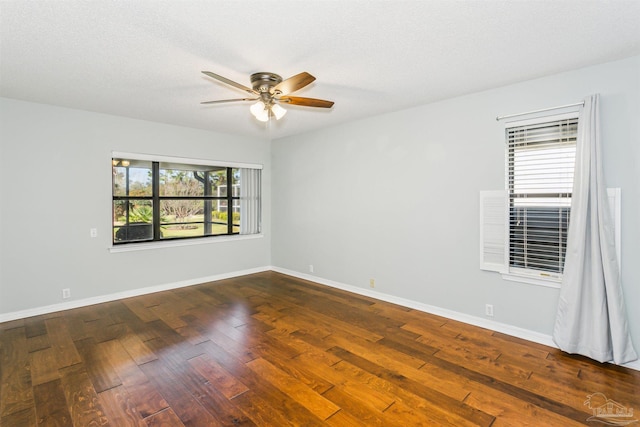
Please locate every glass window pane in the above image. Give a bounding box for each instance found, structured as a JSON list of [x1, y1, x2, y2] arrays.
[[159, 171, 202, 196], [113, 200, 153, 242], [112, 159, 152, 197], [113, 200, 126, 225], [159, 164, 230, 197], [203, 200, 231, 236], [206, 167, 227, 196], [206, 209, 227, 236], [232, 168, 240, 197], [160, 199, 204, 239]]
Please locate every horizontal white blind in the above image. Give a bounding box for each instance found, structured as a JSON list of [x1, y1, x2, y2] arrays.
[[507, 117, 578, 274]]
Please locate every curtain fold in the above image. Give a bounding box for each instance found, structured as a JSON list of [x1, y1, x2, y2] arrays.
[[239, 168, 261, 235], [552, 94, 637, 364]]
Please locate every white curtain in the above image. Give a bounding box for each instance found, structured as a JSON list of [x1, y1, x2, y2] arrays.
[[553, 94, 637, 364], [239, 168, 261, 235]]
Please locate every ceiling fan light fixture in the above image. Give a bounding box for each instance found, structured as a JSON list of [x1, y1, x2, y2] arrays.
[[271, 103, 287, 120], [250, 101, 269, 122]]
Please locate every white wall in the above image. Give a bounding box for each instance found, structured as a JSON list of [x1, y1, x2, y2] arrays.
[[1, 56, 638, 356], [271, 56, 640, 350], [0, 98, 271, 316]]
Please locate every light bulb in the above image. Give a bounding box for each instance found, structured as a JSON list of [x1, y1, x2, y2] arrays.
[[250, 101, 269, 122], [271, 103, 287, 120], [256, 109, 269, 122], [250, 101, 266, 117]]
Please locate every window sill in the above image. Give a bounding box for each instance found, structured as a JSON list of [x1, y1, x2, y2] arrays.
[[501, 270, 561, 289], [109, 233, 263, 253]]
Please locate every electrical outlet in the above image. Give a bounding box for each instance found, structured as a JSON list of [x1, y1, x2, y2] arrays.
[[309, 264, 314, 273], [62, 288, 71, 299], [90, 228, 98, 238], [369, 278, 375, 288], [485, 304, 494, 317]]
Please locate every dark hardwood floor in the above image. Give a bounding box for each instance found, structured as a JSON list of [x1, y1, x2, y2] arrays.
[[1, 271, 638, 426]]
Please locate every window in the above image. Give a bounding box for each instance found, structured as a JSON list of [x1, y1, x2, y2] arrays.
[[507, 114, 578, 277], [480, 112, 621, 286], [112, 155, 261, 245], [479, 113, 578, 283]]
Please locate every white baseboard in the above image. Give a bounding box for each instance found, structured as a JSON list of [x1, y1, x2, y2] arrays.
[[2, 264, 638, 372], [0, 266, 271, 323], [624, 359, 640, 371], [271, 267, 640, 372]]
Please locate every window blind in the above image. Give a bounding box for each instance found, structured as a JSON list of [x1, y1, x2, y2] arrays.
[[507, 116, 578, 274]]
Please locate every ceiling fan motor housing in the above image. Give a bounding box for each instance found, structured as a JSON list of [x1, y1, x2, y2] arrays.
[[251, 72, 282, 93], [251, 72, 283, 106]]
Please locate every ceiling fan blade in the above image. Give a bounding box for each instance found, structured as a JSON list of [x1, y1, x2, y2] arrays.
[[273, 72, 316, 95], [278, 96, 334, 108], [202, 71, 258, 95], [201, 98, 258, 104]]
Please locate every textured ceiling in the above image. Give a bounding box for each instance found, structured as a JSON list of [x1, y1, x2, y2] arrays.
[[1, 0, 640, 140]]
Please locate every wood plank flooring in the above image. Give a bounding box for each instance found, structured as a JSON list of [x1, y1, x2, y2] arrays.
[[1, 271, 638, 426]]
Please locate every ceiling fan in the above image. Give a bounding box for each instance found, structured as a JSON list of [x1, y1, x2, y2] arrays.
[[201, 71, 334, 122]]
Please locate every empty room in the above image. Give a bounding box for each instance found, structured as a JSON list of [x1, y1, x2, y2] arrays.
[[1, 1, 639, 426]]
